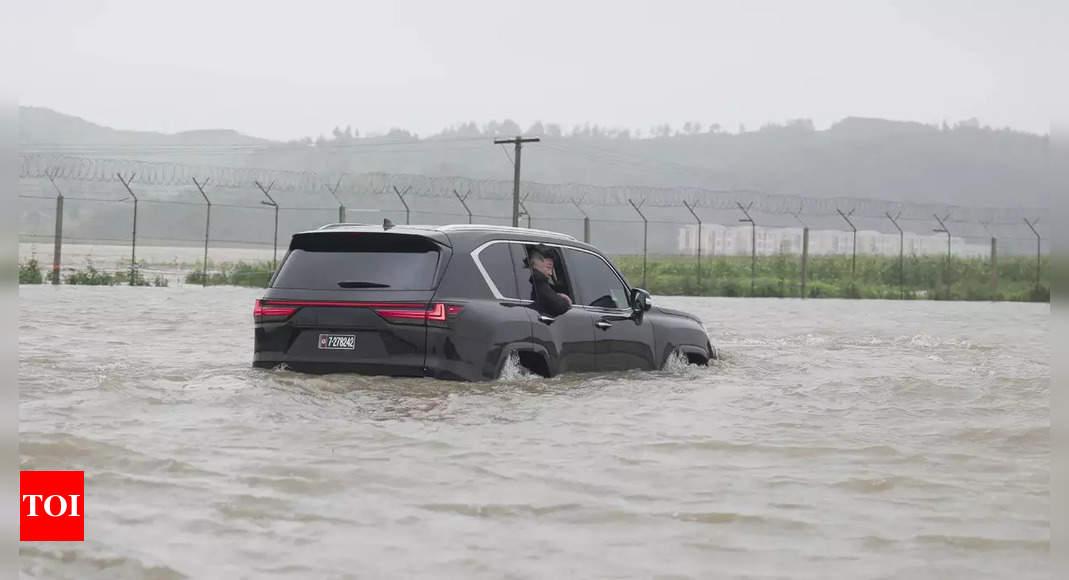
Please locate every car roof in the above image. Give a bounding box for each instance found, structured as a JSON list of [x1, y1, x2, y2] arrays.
[[301, 223, 581, 247]]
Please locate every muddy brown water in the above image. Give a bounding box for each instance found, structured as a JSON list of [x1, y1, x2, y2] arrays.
[[18, 286, 1049, 579]]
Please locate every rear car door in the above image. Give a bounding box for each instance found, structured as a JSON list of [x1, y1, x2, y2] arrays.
[[562, 248, 655, 371], [432, 240, 536, 380]]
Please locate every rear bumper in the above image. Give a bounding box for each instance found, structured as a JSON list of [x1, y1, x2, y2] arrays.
[[252, 358, 426, 377], [252, 353, 487, 381]]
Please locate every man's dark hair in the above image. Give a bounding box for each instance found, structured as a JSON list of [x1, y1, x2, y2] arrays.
[[524, 244, 555, 269], [527, 244, 554, 261]]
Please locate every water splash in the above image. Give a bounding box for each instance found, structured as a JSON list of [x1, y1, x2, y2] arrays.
[[497, 351, 537, 382], [662, 350, 693, 374]]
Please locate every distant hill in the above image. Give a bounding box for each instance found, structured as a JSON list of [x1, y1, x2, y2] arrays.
[[18, 106, 1050, 208], [18, 106, 274, 147]]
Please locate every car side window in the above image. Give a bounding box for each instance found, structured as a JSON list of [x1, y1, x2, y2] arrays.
[[563, 249, 630, 309], [476, 242, 520, 298], [518, 243, 576, 300]]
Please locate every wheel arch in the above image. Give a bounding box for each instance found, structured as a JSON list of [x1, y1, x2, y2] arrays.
[[496, 342, 555, 378]]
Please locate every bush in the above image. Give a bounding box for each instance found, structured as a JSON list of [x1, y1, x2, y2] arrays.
[[839, 281, 861, 299], [65, 264, 116, 286], [185, 260, 274, 287], [114, 263, 151, 286], [19, 259, 43, 284]]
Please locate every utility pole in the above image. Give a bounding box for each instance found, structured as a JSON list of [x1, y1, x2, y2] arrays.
[[493, 136, 540, 227], [116, 172, 138, 286]]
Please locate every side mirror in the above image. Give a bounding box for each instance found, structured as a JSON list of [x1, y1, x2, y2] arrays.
[[630, 288, 652, 312]]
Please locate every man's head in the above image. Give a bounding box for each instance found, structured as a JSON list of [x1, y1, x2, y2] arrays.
[[528, 245, 555, 277]]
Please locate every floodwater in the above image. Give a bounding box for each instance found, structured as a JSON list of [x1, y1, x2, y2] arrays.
[[19, 242, 276, 286], [19, 286, 1049, 579]]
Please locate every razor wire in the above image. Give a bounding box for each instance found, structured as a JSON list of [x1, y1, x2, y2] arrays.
[[19, 153, 1047, 230]]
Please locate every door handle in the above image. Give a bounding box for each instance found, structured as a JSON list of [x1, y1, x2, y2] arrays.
[[538, 315, 555, 324], [595, 321, 613, 329]]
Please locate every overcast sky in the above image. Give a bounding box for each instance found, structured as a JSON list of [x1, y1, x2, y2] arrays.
[[8, 0, 1065, 140]]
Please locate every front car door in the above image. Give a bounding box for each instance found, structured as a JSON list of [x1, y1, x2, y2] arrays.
[[562, 248, 656, 371], [473, 240, 598, 375], [511, 242, 598, 374]]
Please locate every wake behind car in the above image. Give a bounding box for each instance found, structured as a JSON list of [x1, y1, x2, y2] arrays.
[[253, 223, 716, 381]]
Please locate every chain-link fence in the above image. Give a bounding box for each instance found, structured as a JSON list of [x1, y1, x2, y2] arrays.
[[18, 154, 1049, 300]]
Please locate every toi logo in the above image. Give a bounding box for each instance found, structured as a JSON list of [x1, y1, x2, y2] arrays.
[[20, 471, 84, 541]]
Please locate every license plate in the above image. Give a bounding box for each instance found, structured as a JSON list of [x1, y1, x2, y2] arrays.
[[318, 334, 356, 350]]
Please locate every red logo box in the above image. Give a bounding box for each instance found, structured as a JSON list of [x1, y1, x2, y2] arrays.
[[20, 471, 84, 541]]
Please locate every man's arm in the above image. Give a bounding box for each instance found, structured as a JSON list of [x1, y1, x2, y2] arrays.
[[531, 270, 571, 316]]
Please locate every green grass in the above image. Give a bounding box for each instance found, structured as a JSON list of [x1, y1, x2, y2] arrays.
[[613, 253, 1049, 302], [35, 253, 1050, 303], [185, 260, 274, 287]]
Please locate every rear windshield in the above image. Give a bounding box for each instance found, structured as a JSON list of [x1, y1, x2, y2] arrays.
[[272, 232, 441, 290]]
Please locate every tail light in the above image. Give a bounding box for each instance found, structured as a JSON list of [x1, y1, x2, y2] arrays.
[[253, 299, 461, 326], [375, 303, 463, 326], [254, 299, 297, 322]]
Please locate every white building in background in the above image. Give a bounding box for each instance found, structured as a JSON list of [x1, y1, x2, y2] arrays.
[[677, 224, 987, 257]]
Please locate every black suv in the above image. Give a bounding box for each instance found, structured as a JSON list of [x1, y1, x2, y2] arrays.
[[254, 224, 715, 381]]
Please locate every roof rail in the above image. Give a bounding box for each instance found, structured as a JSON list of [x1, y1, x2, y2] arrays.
[[313, 222, 579, 242], [316, 222, 371, 230], [437, 224, 578, 241]]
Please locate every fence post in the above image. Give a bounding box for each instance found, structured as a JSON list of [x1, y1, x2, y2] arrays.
[[453, 189, 473, 224], [682, 200, 702, 293], [886, 212, 904, 299], [627, 198, 648, 288], [193, 177, 211, 287], [116, 172, 138, 286], [255, 180, 279, 270], [932, 213, 952, 297], [791, 206, 807, 299], [801, 227, 809, 299], [571, 199, 590, 243], [990, 236, 998, 300], [519, 194, 532, 229], [392, 186, 412, 225], [326, 178, 345, 223], [46, 170, 64, 285], [1023, 218, 1042, 290], [736, 201, 756, 295], [836, 208, 857, 279]]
